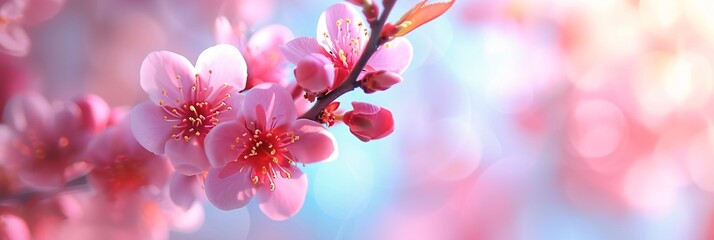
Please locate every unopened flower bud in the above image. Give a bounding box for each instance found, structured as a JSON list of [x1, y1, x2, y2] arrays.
[[343, 102, 394, 142], [361, 71, 402, 93], [294, 53, 335, 93], [74, 94, 111, 132]]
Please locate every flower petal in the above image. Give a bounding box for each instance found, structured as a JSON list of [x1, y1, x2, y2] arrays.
[[164, 138, 211, 175], [281, 37, 323, 64], [0, 24, 30, 57], [248, 24, 293, 60], [2, 93, 52, 133], [316, 3, 365, 50], [256, 169, 307, 221], [287, 119, 338, 164], [205, 164, 256, 210], [169, 174, 202, 210], [195, 44, 248, 93], [214, 16, 238, 45], [139, 50, 195, 106], [242, 84, 297, 128], [130, 101, 174, 155], [367, 37, 413, 74], [205, 121, 248, 168]]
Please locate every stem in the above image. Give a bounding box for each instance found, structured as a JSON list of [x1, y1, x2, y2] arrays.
[[0, 175, 88, 202], [300, 1, 398, 121]]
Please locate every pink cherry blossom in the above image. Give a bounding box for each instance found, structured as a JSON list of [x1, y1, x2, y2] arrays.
[[282, 3, 413, 91], [87, 118, 172, 200], [0, 0, 66, 56], [56, 191, 203, 240], [0, 93, 109, 190], [343, 101, 394, 142], [203, 83, 337, 220], [130, 44, 247, 175], [214, 17, 293, 89]]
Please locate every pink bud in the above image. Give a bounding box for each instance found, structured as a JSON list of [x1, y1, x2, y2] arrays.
[[73, 94, 111, 132], [343, 102, 394, 142], [361, 70, 402, 93], [294, 53, 335, 93]]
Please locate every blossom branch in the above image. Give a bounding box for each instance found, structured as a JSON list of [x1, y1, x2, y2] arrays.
[[300, 0, 397, 121], [0, 176, 88, 203]]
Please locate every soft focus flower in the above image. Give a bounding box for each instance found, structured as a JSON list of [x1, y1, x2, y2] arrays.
[[87, 118, 172, 200], [204, 83, 337, 220], [0, 0, 66, 56], [214, 18, 293, 89], [0, 93, 109, 189], [0, 213, 30, 240], [282, 3, 413, 91], [168, 173, 203, 211], [294, 53, 335, 94], [56, 191, 203, 240], [343, 101, 394, 142], [130, 44, 247, 175]]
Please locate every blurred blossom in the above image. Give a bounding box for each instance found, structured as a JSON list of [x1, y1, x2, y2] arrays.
[[6, 0, 714, 239]]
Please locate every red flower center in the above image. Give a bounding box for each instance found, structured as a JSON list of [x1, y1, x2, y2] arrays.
[[228, 109, 300, 191], [159, 71, 233, 142], [92, 155, 148, 197]]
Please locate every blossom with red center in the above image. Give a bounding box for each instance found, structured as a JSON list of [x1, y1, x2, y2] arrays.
[[87, 118, 172, 200], [130, 44, 247, 175], [0, 93, 109, 190], [203, 83, 337, 220], [281, 3, 413, 92]]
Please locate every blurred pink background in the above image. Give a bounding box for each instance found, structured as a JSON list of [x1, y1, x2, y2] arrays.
[[4, 0, 714, 239]]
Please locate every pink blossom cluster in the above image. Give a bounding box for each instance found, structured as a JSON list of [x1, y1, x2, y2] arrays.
[[0, 0, 452, 238]]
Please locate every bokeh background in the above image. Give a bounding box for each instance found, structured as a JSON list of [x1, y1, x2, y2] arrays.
[[5, 0, 714, 239]]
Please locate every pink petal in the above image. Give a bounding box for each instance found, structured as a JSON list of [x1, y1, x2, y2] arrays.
[[205, 121, 248, 168], [164, 138, 210, 175], [214, 16, 238, 45], [242, 84, 297, 128], [169, 174, 202, 210], [367, 37, 413, 74], [316, 3, 366, 50], [248, 24, 293, 59], [144, 155, 172, 192], [2, 93, 52, 133], [287, 119, 338, 164], [214, 92, 244, 124], [281, 37, 323, 64], [205, 164, 256, 210], [129, 101, 174, 155], [0, 214, 30, 240], [0, 24, 30, 57], [194, 44, 248, 92], [256, 168, 307, 221], [139, 51, 195, 106]]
